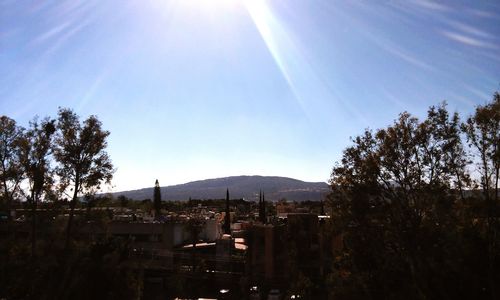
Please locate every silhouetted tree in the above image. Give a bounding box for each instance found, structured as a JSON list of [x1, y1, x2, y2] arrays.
[[53, 108, 114, 250], [426, 103, 471, 201], [259, 191, 266, 224], [18, 116, 56, 257], [0, 116, 24, 221], [328, 96, 500, 299], [223, 189, 231, 234], [462, 92, 500, 299], [153, 179, 161, 220], [117, 195, 128, 209], [0, 112, 142, 300]]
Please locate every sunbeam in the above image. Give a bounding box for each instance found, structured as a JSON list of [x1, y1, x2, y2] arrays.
[[242, 0, 368, 125]]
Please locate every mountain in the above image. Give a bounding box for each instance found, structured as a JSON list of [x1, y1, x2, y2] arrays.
[[111, 175, 330, 202]]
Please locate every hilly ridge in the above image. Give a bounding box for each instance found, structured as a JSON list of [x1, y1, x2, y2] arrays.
[[112, 175, 330, 202]]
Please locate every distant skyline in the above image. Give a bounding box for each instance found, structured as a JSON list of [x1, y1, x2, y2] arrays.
[[1, 0, 499, 192]]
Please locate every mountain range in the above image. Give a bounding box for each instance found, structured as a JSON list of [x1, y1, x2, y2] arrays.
[[111, 175, 330, 202]]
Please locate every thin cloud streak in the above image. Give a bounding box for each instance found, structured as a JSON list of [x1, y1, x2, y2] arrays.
[[441, 30, 499, 49], [467, 8, 499, 18], [76, 71, 107, 112], [380, 42, 435, 71], [445, 20, 494, 39], [465, 85, 494, 101], [410, 0, 450, 12], [31, 22, 71, 45], [42, 19, 92, 57], [325, 2, 436, 72]]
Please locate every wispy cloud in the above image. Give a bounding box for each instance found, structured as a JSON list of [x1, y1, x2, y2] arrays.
[[324, 2, 435, 72], [465, 85, 493, 101], [441, 30, 498, 49], [467, 8, 499, 18], [379, 88, 411, 110], [383, 43, 435, 71], [450, 93, 477, 108], [445, 20, 493, 39], [31, 22, 71, 44], [23, 0, 100, 59], [410, 0, 450, 12], [42, 20, 91, 56], [357, 28, 435, 71], [77, 70, 108, 111], [50, 0, 90, 20]]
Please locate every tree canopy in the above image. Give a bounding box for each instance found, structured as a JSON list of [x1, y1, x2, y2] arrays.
[[0, 116, 24, 219], [328, 93, 500, 299], [53, 108, 114, 248]]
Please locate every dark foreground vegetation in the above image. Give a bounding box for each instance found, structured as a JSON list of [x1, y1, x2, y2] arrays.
[[328, 93, 499, 299], [0, 92, 499, 299]]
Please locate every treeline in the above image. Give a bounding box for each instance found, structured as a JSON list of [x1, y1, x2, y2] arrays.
[[0, 109, 129, 300], [328, 93, 499, 299], [0, 108, 113, 250]]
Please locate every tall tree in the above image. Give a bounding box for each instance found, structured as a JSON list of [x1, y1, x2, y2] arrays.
[[258, 190, 263, 222], [18, 116, 56, 257], [53, 108, 114, 249], [153, 179, 161, 220], [0, 116, 24, 221], [223, 189, 231, 234], [462, 92, 500, 299], [260, 191, 266, 224], [425, 103, 470, 201], [462, 93, 500, 210], [328, 102, 478, 298]]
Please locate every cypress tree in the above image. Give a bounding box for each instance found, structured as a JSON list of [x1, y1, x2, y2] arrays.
[[223, 189, 231, 234], [258, 190, 261, 219], [258, 190, 263, 223], [260, 191, 266, 224], [154, 179, 161, 220]]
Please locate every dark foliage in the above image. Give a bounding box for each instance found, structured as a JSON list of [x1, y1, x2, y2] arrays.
[[328, 94, 500, 299], [0, 232, 141, 300]]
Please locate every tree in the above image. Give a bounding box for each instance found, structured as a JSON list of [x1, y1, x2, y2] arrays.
[[462, 92, 500, 204], [259, 190, 266, 224], [223, 189, 231, 234], [153, 179, 161, 220], [18, 116, 56, 257], [0, 116, 24, 221], [327, 99, 494, 298], [53, 108, 114, 249], [117, 195, 129, 209], [425, 103, 471, 201], [462, 92, 500, 299]]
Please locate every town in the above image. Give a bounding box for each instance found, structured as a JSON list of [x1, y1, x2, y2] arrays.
[[2, 181, 336, 299]]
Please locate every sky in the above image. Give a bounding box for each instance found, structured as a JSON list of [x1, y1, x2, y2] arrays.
[[1, 0, 499, 192]]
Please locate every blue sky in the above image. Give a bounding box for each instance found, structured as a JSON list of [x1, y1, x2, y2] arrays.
[[1, 0, 499, 192]]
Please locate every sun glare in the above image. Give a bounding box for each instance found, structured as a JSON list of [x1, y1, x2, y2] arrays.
[[151, 0, 240, 14]]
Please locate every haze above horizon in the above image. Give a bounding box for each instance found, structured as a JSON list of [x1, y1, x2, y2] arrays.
[[1, 0, 499, 192]]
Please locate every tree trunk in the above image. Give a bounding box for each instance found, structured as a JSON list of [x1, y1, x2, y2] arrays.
[[31, 190, 36, 258], [65, 179, 79, 251], [2, 173, 12, 222]]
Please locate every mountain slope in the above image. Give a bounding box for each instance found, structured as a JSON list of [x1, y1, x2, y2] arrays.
[[112, 175, 330, 202]]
